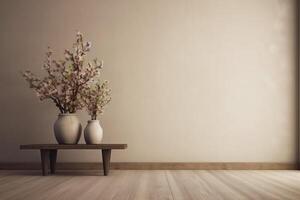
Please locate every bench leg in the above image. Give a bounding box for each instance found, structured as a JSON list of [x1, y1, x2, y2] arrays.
[[102, 149, 111, 176], [49, 150, 57, 174], [40, 149, 50, 176]]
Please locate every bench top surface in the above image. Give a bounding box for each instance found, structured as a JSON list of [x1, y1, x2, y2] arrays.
[[20, 144, 127, 150]]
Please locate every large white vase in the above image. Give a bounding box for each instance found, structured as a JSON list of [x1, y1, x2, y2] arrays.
[[84, 120, 103, 144], [54, 113, 82, 144]]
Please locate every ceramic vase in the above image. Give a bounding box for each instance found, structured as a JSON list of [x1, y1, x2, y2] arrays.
[[54, 113, 82, 144], [84, 120, 103, 144]]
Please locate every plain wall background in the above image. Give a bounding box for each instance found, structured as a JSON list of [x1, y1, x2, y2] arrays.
[[0, 0, 298, 163]]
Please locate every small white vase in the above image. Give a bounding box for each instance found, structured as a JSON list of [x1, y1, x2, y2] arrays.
[[54, 113, 82, 144], [84, 120, 103, 144]]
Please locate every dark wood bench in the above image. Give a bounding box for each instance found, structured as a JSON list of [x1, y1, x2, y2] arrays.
[[20, 144, 127, 176]]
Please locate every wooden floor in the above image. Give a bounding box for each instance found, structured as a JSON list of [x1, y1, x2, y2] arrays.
[[1, 170, 300, 200]]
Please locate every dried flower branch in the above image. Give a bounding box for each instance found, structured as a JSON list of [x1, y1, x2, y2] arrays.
[[82, 80, 111, 120], [22, 32, 103, 113]]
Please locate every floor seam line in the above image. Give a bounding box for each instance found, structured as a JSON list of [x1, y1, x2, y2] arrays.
[[164, 170, 176, 200]]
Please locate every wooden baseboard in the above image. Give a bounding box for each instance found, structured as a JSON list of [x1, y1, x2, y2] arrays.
[[0, 162, 298, 170]]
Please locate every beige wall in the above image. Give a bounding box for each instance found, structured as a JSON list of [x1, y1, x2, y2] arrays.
[[0, 0, 297, 163]]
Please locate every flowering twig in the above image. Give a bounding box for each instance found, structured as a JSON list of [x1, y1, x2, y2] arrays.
[[81, 80, 111, 120], [22, 32, 103, 114]]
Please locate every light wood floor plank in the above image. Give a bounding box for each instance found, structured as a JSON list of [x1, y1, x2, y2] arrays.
[[211, 170, 279, 199], [194, 170, 247, 200], [267, 170, 300, 184], [245, 171, 300, 198], [165, 170, 193, 200], [232, 170, 298, 199], [168, 170, 224, 200], [1, 176, 54, 200], [44, 171, 119, 200], [133, 170, 174, 200], [90, 170, 139, 200], [0, 170, 300, 200]]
